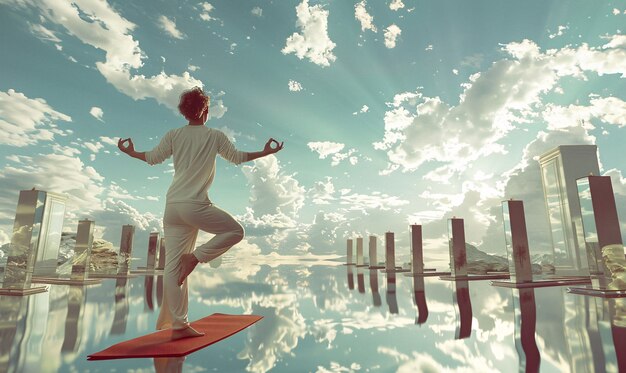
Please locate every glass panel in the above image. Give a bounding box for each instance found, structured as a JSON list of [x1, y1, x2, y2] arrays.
[[542, 160, 573, 267], [577, 178, 601, 274]]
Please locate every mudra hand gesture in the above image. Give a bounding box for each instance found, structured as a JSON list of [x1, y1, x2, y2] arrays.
[[118, 138, 135, 154], [264, 138, 284, 155]]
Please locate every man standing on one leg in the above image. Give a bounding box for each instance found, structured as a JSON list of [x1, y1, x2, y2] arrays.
[[118, 87, 283, 340]]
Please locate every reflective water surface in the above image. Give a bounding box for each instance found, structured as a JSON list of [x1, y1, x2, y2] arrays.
[[1, 261, 624, 372]]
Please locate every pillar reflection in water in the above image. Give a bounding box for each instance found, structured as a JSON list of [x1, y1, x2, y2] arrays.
[[157, 237, 166, 270], [0, 292, 50, 373], [346, 265, 354, 290], [110, 277, 130, 335], [369, 269, 382, 307], [583, 296, 626, 373], [413, 276, 428, 325], [62, 285, 87, 353], [513, 288, 540, 373], [154, 357, 185, 373], [453, 280, 472, 339], [386, 272, 398, 314], [144, 275, 155, 311], [356, 267, 365, 294], [156, 275, 164, 307]]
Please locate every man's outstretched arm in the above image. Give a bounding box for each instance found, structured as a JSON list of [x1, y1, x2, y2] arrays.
[[245, 138, 284, 162], [118, 138, 148, 162]]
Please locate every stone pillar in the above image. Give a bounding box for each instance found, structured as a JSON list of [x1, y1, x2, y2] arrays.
[[117, 225, 135, 275], [156, 237, 166, 270], [146, 232, 160, 270], [410, 224, 424, 275], [368, 236, 378, 268], [385, 232, 395, 272], [502, 200, 533, 283], [70, 219, 95, 281], [356, 237, 364, 266], [346, 239, 354, 265], [448, 218, 467, 277], [577, 176, 623, 276]]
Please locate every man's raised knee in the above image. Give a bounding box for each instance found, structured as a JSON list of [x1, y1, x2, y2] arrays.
[[232, 224, 245, 243]]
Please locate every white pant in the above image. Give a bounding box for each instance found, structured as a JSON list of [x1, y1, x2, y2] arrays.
[[156, 202, 244, 330]]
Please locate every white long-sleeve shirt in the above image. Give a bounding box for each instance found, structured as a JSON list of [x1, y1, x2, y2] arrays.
[[145, 125, 247, 204]]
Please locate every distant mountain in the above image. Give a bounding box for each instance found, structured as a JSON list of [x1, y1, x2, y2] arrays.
[[466, 243, 544, 274], [0, 232, 117, 271]]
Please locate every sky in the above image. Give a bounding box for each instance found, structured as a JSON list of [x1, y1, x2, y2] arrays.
[[0, 0, 625, 266]]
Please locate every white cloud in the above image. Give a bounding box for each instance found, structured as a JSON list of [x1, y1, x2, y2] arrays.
[[240, 155, 306, 231], [354, 1, 377, 33], [374, 37, 626, 176], [288, 80, 303, 92], [89, 106, 104, 121], [452, 69, 459, 75], [352, 104, 369, 115], [0, 89, 71, 147], [199, 2, 215, 22], [282, 0, 337, 67], [251, 6, 262, 17], [389, 0, 405, 11], [339, 191, 409, 211], [308, 141, 345, 159], [0, 153, 105, 219], [28, 22, 61, 42], [384, 24, 401, 48], [548, 25, 568, 39], [83, 140, 104, 153], [99, 136, 118, 146], [157, 15, 185, 40], [9, 0, 203, 111], [188, 64, 200, 71]]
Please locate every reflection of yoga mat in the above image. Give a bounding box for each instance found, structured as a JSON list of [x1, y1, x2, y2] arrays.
[[87, 313, 262, 360]]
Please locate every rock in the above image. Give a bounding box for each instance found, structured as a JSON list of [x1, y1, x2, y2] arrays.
[[603, 244, 626, 291]]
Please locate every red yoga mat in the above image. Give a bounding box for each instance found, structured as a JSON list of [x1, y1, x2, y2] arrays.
[[87, 313, 263, 360]]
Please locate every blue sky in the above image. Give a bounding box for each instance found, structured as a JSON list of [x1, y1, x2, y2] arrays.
[[1, 0, 625, 265]]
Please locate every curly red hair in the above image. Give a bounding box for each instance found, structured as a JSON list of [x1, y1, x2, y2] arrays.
[[178, 87, 210, 121]]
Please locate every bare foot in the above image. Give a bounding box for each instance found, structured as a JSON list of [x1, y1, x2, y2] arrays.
[[171, 325, 205, 340], [178, 253, 199, 286]]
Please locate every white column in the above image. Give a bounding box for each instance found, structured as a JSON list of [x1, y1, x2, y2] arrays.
[[356, 237, 364, 266]]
